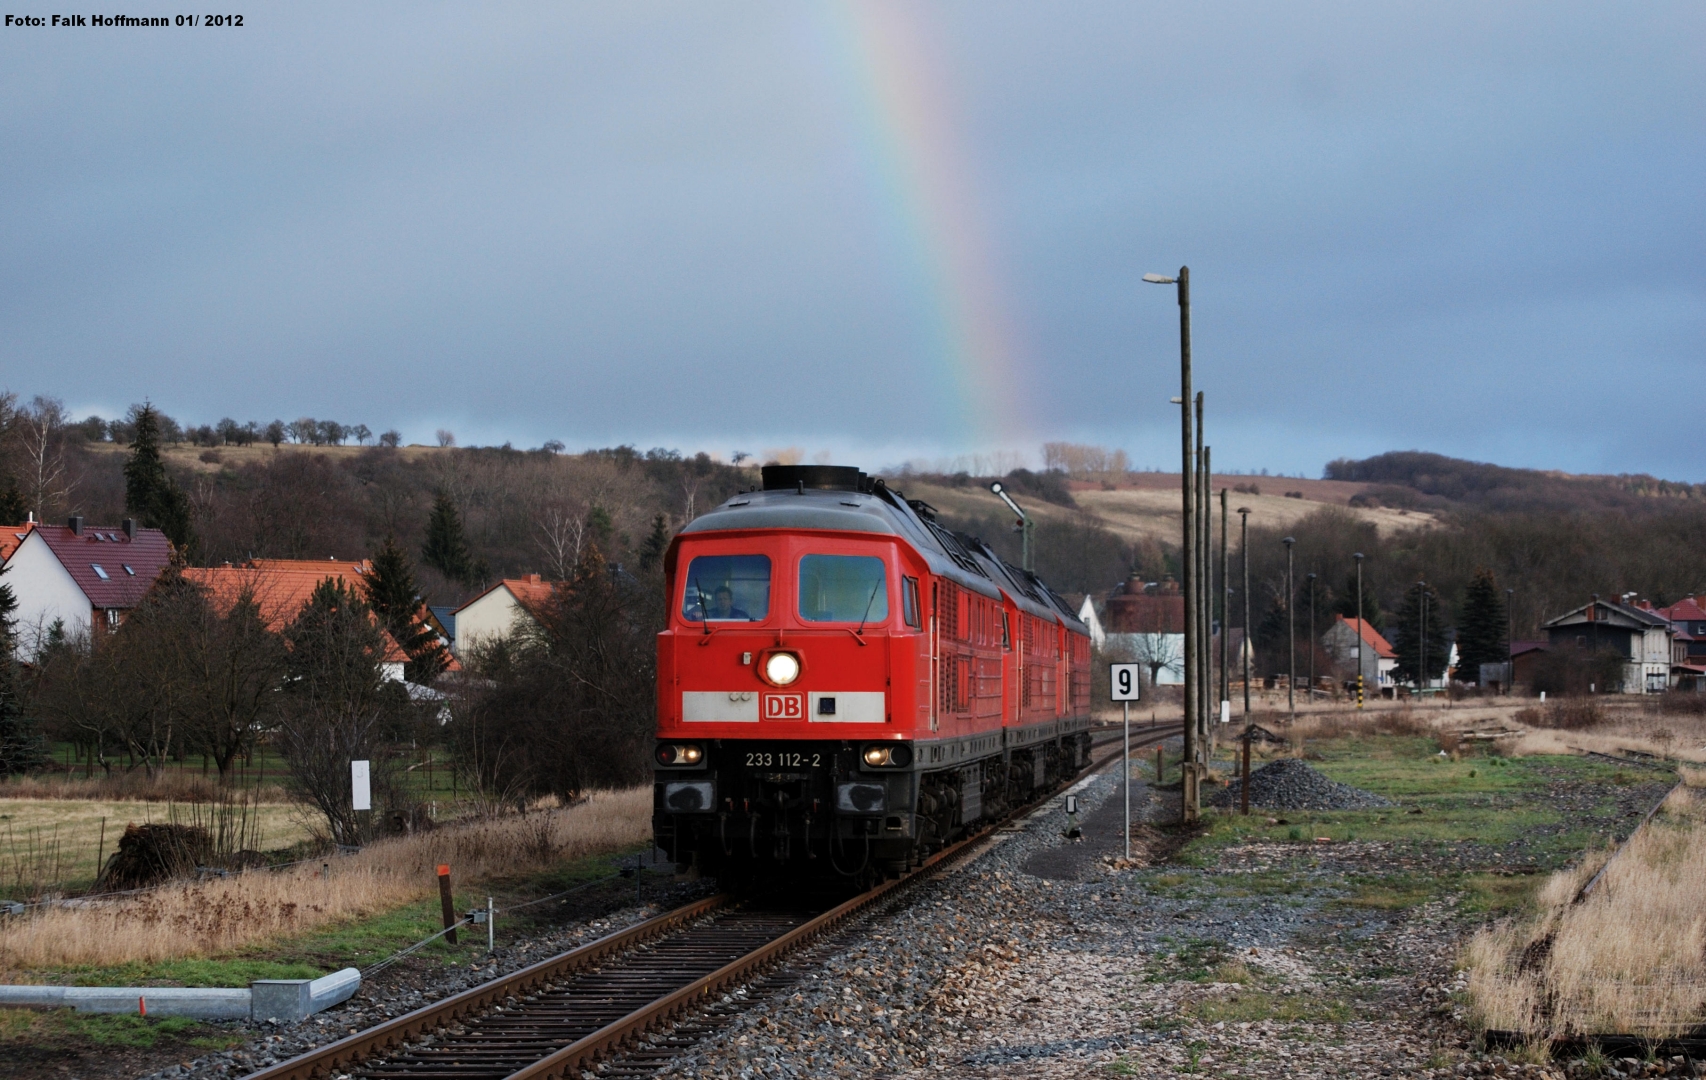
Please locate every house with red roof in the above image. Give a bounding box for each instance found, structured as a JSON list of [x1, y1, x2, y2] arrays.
[[184, 557, 454, 682], [2, 516, 172, 657], [1653, 596, 1706, 690], [1321, 613, 1399, 692], [451, 574, 557, 659]]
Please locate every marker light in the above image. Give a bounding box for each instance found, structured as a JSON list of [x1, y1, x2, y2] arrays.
[[656, 743, 705, 766], [764, 651, 801, 686], [863, 746, 893, 767]]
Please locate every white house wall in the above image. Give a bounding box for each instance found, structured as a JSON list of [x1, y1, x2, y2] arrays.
[[5, 532, 91, 657], [452, 587, 538, 658], [1102, 632, 1185, 685]]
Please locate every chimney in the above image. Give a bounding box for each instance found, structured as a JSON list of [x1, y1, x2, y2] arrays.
[[67, 515, 83, 536], [529, 573, 541, 583], [122, 518, 136, 540]]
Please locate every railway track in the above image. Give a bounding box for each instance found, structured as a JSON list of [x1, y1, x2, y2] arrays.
[[245, 723, 1178, 1080]]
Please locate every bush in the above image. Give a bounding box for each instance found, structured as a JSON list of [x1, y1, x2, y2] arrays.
[[97, 823, 212, 890]]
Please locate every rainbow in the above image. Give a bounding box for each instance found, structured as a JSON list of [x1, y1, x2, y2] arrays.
[[813, 1, 1031, 446]]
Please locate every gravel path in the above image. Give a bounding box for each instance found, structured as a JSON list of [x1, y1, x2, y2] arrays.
[[644, 760, 1473, 1080]]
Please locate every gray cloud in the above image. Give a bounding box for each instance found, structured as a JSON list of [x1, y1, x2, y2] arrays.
[[2, 2, 1700, 476]]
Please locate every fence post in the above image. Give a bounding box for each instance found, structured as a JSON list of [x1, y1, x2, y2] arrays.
[[486, 896, 494, 953], [437, 864, 457, 945]]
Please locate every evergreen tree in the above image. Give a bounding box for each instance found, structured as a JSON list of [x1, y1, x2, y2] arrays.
[[362, 536, 449, 682], [0, 479, 26, 526], [122, 403, 195, 551], [1455, 568, 1507, 685], [1332, 570, 1382, 630], [638, 514, 671, 572], [1391, 581, 1451, 687], [421, 491, 474, 585], [0, 566, 46, 775]]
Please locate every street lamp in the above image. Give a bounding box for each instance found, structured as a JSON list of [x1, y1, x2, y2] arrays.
[[1146, 266, 1198, 816], [1353, 552, 1365, 709], [1505, 587, 1515, 695], [988, 481, 1035, 573], [1239, 507, 1252, 718], [1306, 572, 1317, 706], [1418, 579, 1428, 695], [1283, 536, 1296, 719]]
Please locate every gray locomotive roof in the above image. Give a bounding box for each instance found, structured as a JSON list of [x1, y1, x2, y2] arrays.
[[682, 484, 1085, 632]]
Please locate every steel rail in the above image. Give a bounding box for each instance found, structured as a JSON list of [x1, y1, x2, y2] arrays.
[[243, 722, 1178, 1080]]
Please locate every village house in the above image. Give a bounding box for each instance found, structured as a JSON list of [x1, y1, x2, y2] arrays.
[[183, 557, 420, 682], [1093, 574, 1186, 687], [451, 574, 557, 659], [1, 516, 172, 657], [1320, 613, 1398, 693], [1652, 596, 1706, 690], [1541, 596, 1671, 694]]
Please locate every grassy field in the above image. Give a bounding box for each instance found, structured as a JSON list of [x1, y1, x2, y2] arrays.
[[0, 786, 653, 978], [0, 799, 317, 897]]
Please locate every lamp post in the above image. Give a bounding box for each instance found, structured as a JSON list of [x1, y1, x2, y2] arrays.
[[1418, 579, 1428, 696], [988, 482, 1034, 573], [1306, 572, 1317, 706], [1353, 552, 1365, 709], [1220, 486, 1230, 715], [1146, 267, 1197, 817], [1505, 588, 1515, 695], [1283, 536, 1296, 719], [1240, 507, 1252, 718]]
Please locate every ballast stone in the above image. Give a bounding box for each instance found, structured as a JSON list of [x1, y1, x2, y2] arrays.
[[1208, 758, 1393, 811]]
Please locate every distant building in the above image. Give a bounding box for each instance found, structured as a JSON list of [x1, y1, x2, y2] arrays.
[[1541, 597, 1671, 694], [2, 517, 172, 657], [452, 574, 557, 658], [1097, 574, 1185, 686], [1321, 614, 1398, 691], [1651, 597, 1706, 690], [184, 557, 426, 682]]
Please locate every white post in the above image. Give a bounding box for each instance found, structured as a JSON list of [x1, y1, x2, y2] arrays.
[[1123, 700, 1131, 860], [486, 896, 494, 953]]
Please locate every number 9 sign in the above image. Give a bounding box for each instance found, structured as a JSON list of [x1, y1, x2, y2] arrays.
[[1111, 663, 1141, 701]]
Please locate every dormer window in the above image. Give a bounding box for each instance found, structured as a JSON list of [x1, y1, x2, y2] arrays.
[[91, 564, 110, 579]]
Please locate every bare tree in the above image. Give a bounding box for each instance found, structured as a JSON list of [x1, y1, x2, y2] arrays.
[[15, 396, 74, 520], [535, 503, 588, 582]]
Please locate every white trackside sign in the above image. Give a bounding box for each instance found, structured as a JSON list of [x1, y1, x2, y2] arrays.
[[1110, 663, 1141, 701]]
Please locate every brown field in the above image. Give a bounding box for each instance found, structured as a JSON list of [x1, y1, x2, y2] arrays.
[[1467, 779, 1706, 1038], [0, 786, 652, 974], [0, 799, 315, 896]]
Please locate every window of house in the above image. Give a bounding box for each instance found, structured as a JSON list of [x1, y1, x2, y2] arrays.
[[91, 564, 109, 580], [681, 554, 770, 622], [122, 565, 135, 575], [105, 609, 120, 629], [798, 555, 889, 623]]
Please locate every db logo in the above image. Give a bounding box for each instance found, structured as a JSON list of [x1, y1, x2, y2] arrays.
[[761, 692, 805, 721]]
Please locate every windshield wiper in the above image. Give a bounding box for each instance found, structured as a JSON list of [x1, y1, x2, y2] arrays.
[[852, 580, 882, 645], [692, 576, 714, 641]]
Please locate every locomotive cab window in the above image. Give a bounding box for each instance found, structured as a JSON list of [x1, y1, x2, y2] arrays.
[[901, 576, 921, 629], [682, 554, 771, 622], [798, 554, 889, 624]]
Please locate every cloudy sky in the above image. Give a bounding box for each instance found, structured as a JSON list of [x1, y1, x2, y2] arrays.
[[2, 2, 1700, 477]]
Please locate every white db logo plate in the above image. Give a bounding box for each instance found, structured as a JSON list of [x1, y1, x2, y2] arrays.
[[761, 692, 805, 720]]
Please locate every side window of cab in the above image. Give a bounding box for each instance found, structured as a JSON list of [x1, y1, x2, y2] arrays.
[[901, 576, 922, 629]]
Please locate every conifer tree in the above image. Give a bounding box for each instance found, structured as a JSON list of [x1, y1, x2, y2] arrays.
[[1332, 570, 1381, 630], [0, 566, 45, 775], [363, 536, 449, 682], [1392, 581, 1451, 687], [421, 491, 474, 585], [638, 514, 671, 572], [122, 403, 195, 551], [0, 479, 26, 526], [1455, 568, 1508, 686]]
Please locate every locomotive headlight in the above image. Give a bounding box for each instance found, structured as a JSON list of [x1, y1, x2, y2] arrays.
[[862, 744, 913, 768], [656, 743, 705, 767], [764, 651, 801, 686]]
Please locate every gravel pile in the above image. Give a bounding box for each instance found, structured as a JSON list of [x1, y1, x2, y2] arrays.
[[1208, 757, 1394, 811]]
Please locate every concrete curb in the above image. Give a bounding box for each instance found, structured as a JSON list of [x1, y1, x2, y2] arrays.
[[0, 968, 360, 1022]]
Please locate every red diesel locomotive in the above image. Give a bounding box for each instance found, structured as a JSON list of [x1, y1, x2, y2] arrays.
[[653, 465, 1092, 883]]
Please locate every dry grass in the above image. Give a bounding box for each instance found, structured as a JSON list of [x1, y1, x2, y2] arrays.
[[1, 799, 315, 896], [0, 772, 294, 804], [1467, 782, 1706, 1038], [0, 786, 652, 974]]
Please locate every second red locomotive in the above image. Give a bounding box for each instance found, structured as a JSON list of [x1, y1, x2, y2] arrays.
[[653, 464, 1092, 884]]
